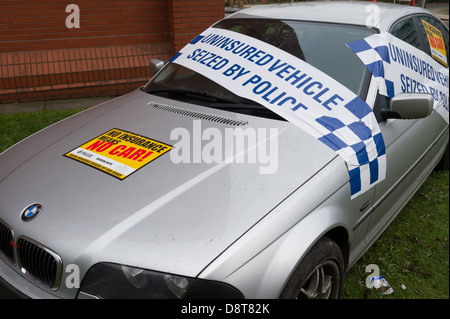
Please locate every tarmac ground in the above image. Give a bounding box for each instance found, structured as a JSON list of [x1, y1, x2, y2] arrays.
[[1, 2, 448, 115]]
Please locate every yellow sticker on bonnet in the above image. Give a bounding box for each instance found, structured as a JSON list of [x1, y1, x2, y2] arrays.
[[65, 128, 172, 180]]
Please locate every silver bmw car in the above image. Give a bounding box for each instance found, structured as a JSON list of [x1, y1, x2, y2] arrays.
[[0, 2, 448, 299]]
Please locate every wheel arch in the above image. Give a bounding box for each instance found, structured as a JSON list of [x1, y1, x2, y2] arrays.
[[274, 225, 350, 297], [323, 226, 350, 270]]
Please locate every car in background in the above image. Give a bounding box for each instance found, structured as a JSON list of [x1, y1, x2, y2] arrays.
[[0, 1, 448, 299]]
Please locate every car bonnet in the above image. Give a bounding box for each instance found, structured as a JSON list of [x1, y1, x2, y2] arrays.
[[0, 89, 337, 280]]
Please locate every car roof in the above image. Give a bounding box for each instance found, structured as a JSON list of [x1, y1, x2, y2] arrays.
[[227, 1, 436, 31]]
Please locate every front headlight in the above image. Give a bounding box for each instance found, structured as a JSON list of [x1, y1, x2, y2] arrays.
[[77, 263, 243, 299]]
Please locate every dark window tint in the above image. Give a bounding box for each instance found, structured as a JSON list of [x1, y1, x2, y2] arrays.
[[215, 19, 375, 97], [391, 18, 421, 49]]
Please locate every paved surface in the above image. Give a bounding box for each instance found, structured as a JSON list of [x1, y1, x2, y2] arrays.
[[1, 2, 448, 115], [427, 2, 450, 22]]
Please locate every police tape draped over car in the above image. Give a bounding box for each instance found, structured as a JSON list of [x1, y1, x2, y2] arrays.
[[0, 1, 448, 299]]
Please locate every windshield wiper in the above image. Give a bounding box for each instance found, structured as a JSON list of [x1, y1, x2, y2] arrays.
[[208, 103, 285, 121], [208, 103, 264, 109], [147, 88, 239, 104]]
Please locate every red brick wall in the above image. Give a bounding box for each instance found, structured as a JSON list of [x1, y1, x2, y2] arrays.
[[0, 0, 169, 53], [0, 0, 224, 104]]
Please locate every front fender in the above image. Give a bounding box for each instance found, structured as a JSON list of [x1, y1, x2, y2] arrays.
[[198, 157, 372, 298]]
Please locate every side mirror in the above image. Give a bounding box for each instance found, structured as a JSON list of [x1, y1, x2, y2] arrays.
[[385, 93, 434, 120], [149, 58, 165, 76]]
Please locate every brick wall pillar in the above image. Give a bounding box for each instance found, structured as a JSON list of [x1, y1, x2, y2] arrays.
[[168, 0, 224, 53]]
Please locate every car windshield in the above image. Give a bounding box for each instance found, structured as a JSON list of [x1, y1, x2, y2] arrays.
[[144, 19, 376, 119]]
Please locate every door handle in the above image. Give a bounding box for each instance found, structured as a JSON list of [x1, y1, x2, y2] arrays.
[[360, 200, 370, 212]]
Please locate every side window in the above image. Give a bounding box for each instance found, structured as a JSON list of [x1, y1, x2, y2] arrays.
[[390, 18, 421, 50], [376, 18, 423, 122], [416, 16, 449, 67], [376, 18, 421, 122]]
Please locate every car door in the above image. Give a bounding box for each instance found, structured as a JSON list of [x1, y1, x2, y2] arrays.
[[364, 14, 449, 243]]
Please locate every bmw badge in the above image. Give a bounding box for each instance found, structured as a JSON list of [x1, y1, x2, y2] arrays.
[[21, 204, 42, 221]]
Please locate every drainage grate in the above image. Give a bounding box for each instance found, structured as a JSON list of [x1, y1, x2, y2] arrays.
[[147, 102, 248, 127]]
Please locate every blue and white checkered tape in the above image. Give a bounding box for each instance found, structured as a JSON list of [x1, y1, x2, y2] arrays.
[[347, 38, 395, 98], [315, 96, 386, 197], [346, 32, 450, 194], [347, 33, 449, 126], [170, 28, 387, 198]]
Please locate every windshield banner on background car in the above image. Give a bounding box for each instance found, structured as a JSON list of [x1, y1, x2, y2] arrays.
[[170, 27, 387, 198], [347, 32, 449, 124]]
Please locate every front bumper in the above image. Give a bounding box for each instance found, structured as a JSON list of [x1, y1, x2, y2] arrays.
[[0, 258, 58, 299], [0, 275, 29, 299]]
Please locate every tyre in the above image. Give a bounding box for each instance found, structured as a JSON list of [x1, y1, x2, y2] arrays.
[[279, 236, 345, 299]]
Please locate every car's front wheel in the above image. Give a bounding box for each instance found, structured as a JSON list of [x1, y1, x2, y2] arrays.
[[279, 236, 344, 299]]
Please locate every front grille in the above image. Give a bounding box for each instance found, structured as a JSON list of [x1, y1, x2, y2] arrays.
[[17, 237, 62, 289], [0, 219, 14, 264]]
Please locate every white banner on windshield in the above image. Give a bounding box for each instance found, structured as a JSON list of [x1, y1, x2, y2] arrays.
[[169, 27, 387, 199], [347, 32, 449, 124]]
